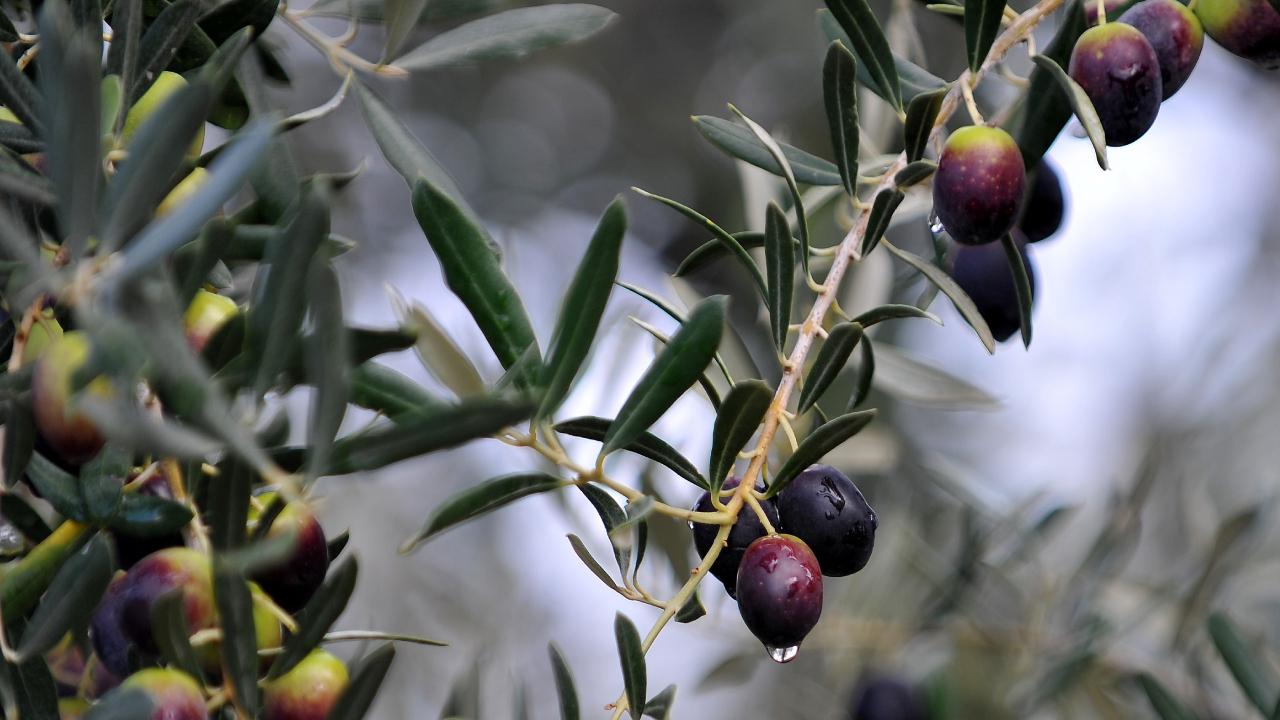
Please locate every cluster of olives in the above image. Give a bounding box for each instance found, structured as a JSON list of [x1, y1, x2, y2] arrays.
[[692, 466, 877, 661]]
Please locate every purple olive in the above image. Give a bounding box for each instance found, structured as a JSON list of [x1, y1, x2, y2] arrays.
[[1069, 24, 1163, 146], [691, 477, 780, 598], [932, 126, 1026, 246], [1195, 0, 1280, 67], [948, 234, 1037, 344], [775, 465, 877, 577], [1018, 161, 1066, 243], [1120, 0, 1205, 98], [735, 534, 823, 660]]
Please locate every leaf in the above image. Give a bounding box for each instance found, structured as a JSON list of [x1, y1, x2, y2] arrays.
[[999, 234, 1035, 348], [212, 565, 259, 716], [817, 10, 946, 105], [3, 399, 35, 491], [0, 495, 51, 542], [708, 381, 772, 494], [327, 643, 396, 720], [78, 445, 127, 523], [78, 395, 222, 460], [881, 239, 995, 353], [848, 334, 876, 410], [567, 533, 620, 590], [642, 685, 677, 720], [674, 593, 706, 623], [852, 304, 941, 328], [0, 11, 16, 42], [1014, 1, 1086, 168], [388, 293, 487, 398], [601, 296, 726, 457], [549, 643, 580, 720], [207, 459, 251, 552], [1136, 674, 1196, 720], [728, 105, 810, 276], [797, 322, 863, 414], [270, 558, 358, 679], [763, 203, 794, 350], [904, 86, 948, 162], [539, 197, 626, 419], [554, 417, 707, 489], [8, 653, 58, 720], [577, 483, 630, 573], [382, 0, 432, 61], [305, 260, 351, 481], [133, 0, 202, 101], [861, 189, 905, 257], [765, 410, 877, 498], [822, 41, 859, 196], [14, 534, 113, 661], [1208, 612, 1276, 716], [894, 160, 938, 187], [691, 115, 842, 186], [615, 613, 646, 719], [326, 395, 536, 475], [823, 0, 902, 110], [349, 362, 444, 419], [394, 4, 618, 71], [25, 453, 86, 521], [402, 472, 565, 550], [0, 43, 42, 133], [632, 189, 766, 300], [412, 178, 539, 370], [615, 282, 734, 385], [965, 0, 1006, 71], [1029, 55, 1108, 170], [872, 343, 998, 408], [151, 590, 206, 683], [83, 689, 153, 720], [106, 0, 142, 126]]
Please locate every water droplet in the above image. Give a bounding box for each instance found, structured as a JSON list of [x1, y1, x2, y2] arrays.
[[766, 645, 800, 663], [928, 211, 946, 238]]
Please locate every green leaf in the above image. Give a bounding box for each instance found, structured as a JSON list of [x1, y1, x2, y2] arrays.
[[608, 497, 655, 550], [25, 453, 86, 522], [349, 362, 444, 419], [78, 445, 127, 523], [327, 643, 395, 720], [208, 460, 251, 552], [393, 4, 618, 71], [106, 0, 142, 129], [133, 0, 204, 100], [1136, 674, 1196, 720], [83, 688, 153, 720], [765, 410, 877, 498], [615, 282, 733, 385], [1013, 1, 1086, 168], [675, 231, 785, 278], [642, 685, 677, 720], [632, 189, 766, 300], [797, 322, 863, 414], [727, 105, 810, 276], [14, 534, 113, 661], [615, 613, 646, 720], [601, 296, 726, 458], [554, 417, 707, 489], [1028, 54, 1108, 170], [674, 593, 706, 624], [8, 652, 58, 720], [539, 197, 626, 419], [151, 590, 206, 683], [965, 0, 1006, 71], [0, 11, 17, 42], [212, 564, 259, 716], [861, 189, 905, 257], [388, 294, 487, 398], [823, 0, 902, 110], [881, 239, 996, 353], [1000, 234, 1035, 348], [691, 115, 842, 186], [3, 399, 35, 491], [567, 533, 620, 590], [77, 395, 222, 460], [270, 557, 358, 679], [100, 75, 123, 137], [412, 178, 539, 370], [822, 41, 859, 196], [763, 203, 794, 350], [1208, 612, 1277, 716], [852, 304, 941, 328], [628, 320, 723, 410], [577, 483, 630, 572], [549, 643, 580, 720], [708, 380, 772, 494], [0, 41, 43, 133], [402, 472, 565, 551], [872, 343, 997, 408], [383, 0, 434, 61], [904, 86, 948, 162], [817, 11, 946, 106], [0, 495, 51, 542], [305, 260, 351, 481], [894, 160, 938, 187]]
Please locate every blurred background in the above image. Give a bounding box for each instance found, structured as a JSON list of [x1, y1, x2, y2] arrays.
[[248, 0, 1280, 716]]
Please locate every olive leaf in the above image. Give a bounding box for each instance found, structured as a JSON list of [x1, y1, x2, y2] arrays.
[[1000, 233, 1035, 348], [270, 558, 359, 679], [904, 86, 949, 162], [691, 115, 842, 186], [1136, 674, 1197, 720], [965, 0, 1007, 72], [764, 203, 794, 350], [327, 643, 396, 720], [765, 410, 877, 498], [549, 643, 581, 720], [861, 189, 905, 257], [1208, 612, 1277, 716], [1014, 0, 1087, 168], [556, 416, 707, 489], [708, 380, 773, 494], [823, 0, 903, 110], [894, 160, 938, 187], [632, 189, 766, 301], [1028, 55, 1108, 170], [822, 41, 860, 196], [881, 239, 996, 353], [615, 613, 647, 720], [797, 322, 863, 414], [402, 472, 566, 551], [13, 534, 113, 661], [212, 565, 260, 716], [728, 105, 811, 277], [817, 10, 946, 105]]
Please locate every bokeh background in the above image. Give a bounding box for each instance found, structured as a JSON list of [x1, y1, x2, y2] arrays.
[[249, 0, 1280, 716]]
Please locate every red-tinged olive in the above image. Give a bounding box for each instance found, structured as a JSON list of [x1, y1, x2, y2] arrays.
[[249, 493, 331, 612], [31, 332, 110, 464], [262, 650, 349, 720], [1195, 0, 1280, 67], [691, 477, 780, 599], [932, 126, 1026, 246], [183, 289, 238, 355], [735, 534, 823, 662], [1069, 24, 1163, 146], [118, 668, 206, 720], [948, 234, 1037, 344], [1121, 0, 1205, 97]]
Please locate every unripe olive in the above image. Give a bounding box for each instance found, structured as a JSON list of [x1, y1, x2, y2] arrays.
[[118, 668, 205, 720], [121, 72, 204, 160], [932, 126, 1026, 246], [249, 493, 331, 612], [31, 331, 109, 464], [1069, 24, 1162, 146], [58, 697, 91, 719], [262, 649, 349, 720], [21, 313, 64, 365], [735, 534, 823, 661], [775, 465, 877, 577], [690, 477, 780, 599], [1195, 0, 1280, 67], [1120, 0, 1205, 98], [156, 168, 209, 218], [183, 289, 238, 355]]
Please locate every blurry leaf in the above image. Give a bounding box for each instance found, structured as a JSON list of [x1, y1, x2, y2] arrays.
[[642, 685, 676, 720], [383, 0, 433, 61], [674, 593, 705, 624], [270, 558, 358, 679], [151, 590, 205, 683], [567, 533, 619, 590], [327, 643, 396, 720], [894, 160, 938, 187], [1000, 233, 1034, 348], [412, 178, 539, 370], [327, 395, 535, 475], [727, 106, 809, 276], [1136, 674, 1196, 720], [853, 304, 940, 328], [25, 453, 87, 521], [601, 296, 726, 458], [393, 4, 618, 71], [100, 75, 123, 136], [691, 115, 842, 186], [797, 322, 862, 413], [765, 410, 876, 498], [328, 531, 351, 561], [212, 565, 260, 716], [697, 651, 758, 691], [0, 43, 42, 133], [108, 495, 194, 537], [708, 381, 772, 494], [14, 534, 113, 661], [198, 0, 278, 46], [387, 296, 486, 398], [305, 260, 350, 481], [633, 189, 766, 300], [540, 197, 626, 419], [175, 219, 233, 307], [577, 482, 630, 572], [7, 652, 57, 720], [555, 417, 707, 489], [83, 688, 153, 720], [882, 239, 995, 353], [615, 282, 733, 385], [78, 395, 222, 459], [822, 41, 860, 196], [872, 343, 998, 408], [3, 398, 35, 490], [615, 613, 646, 719], [403, 472, 564, 550], [861, 189, 904, 257], [1028, 55, 1108, 170], [904, 86, 948, 162], [0, 11, 16, 42], [134, 0, 202, 101], [629, 318, 722, 410], [1208, 612, 1277, 716], [1014, 1, 1086, 168], [823, 0, 902, 110], [817, 10, 946, 105], [608, 497, 654, 551], [106, 0, 142, 123], [0, 494, 51, 542], [549, 643, 580, 720], [763, 203, 794, 349], [349, 362, 444, 419], [965, 0, 1005, 71], [207, 460, 251, 551], [78, 445, 127, 523]]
